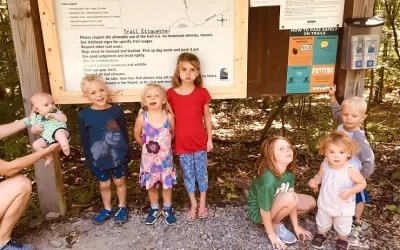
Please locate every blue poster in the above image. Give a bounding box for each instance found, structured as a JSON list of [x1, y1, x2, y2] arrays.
[[313, 36, 339, 65], [286, 66, 311, 94]]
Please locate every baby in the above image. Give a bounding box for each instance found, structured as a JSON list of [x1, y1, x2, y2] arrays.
[[29, 92, 70, 166]]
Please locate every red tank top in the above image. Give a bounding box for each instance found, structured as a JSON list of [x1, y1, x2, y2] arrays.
[[167, 86, 211, 154]]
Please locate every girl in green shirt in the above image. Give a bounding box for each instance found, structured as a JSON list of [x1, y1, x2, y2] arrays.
[[248, 136, 316, 249]]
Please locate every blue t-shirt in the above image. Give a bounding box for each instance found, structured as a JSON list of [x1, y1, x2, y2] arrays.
[[78, 104, 131, 169]]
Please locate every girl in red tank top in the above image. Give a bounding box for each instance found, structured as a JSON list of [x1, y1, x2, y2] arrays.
[[167, 52, 213, 221]]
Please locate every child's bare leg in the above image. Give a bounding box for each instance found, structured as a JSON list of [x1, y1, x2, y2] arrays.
[[188, 192, 197, 211], [54, 129, 70, 156], [296, 193, 316, 214], [149, 187, 159, 207], [162, 188, 172, 204], [270, 192, 298, 227], [355, 201, 365, 222], [199, 191, 207, 211], [113, 177, 126, 207], [99, 180, 112, 211], [32, 138, 53, 167]]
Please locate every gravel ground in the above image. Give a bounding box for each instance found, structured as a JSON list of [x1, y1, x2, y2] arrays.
[[23, 205, 389, 250]]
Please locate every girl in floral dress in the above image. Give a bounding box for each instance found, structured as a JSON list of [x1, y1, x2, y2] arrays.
[[134, 83, 177, 225]]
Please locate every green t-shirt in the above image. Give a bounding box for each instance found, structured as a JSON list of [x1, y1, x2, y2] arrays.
[[247, 170, 295, 224]]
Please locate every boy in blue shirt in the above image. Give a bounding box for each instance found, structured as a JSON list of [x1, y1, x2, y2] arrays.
[[329, 85, 375, 230], [78, 74, 131, 225]]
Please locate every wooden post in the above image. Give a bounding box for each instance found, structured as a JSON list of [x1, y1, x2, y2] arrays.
[[7, 0, 66, 215], [336, 0, 375, 98]]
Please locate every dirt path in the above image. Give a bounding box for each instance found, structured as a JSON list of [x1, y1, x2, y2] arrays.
[[22, 205, 393, 250]]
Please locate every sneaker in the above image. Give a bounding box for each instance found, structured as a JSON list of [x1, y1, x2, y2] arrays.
[[352, 220, 362, 231], [145, 208, 161, 225], [1, 239, 34, 250], [274, 223, 297, 244], [92, 208, 113, 225], [114, 207, 129, 225], [311, 233, 327, 249], [162, 208, 176, 225], [336, 239, 349, 250]]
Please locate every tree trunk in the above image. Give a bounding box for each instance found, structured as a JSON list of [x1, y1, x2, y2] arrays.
[[259, 96, 288, 143], [384, 0, 400, 61]]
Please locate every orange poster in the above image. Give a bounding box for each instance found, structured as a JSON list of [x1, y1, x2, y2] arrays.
[[288, 36, 314, 66], [310, 65, 335, 93]]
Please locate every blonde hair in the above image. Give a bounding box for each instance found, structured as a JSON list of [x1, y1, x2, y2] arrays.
[[256, 136, 296, 177], [138, 82, 173, 116], [80, 74, 106, 92], [171, 52, 203, 88], [341, 96, 367, 114], [318, 131, 359, 157], [31, 92, 52, 105]]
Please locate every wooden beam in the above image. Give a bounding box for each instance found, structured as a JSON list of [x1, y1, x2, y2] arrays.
[[7, 0, 66, 215], [336, 0, 375, 98]]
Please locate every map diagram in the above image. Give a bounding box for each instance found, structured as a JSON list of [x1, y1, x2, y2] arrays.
[[120, 0, 231, 28]]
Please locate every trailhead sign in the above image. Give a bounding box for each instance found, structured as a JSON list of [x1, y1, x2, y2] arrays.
[[39, 0, 248, 103]]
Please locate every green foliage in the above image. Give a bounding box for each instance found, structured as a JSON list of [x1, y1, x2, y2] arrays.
[[224, 182, 239, 200], [392, 170, 400, 180]]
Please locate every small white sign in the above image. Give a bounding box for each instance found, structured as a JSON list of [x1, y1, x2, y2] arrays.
[[363, 35, 380, 69], [250, 0, 281, 7], [279, 0, 345, 30], [351, 36, 364, 69]]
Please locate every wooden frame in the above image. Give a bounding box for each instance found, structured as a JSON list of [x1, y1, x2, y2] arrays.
[[38, 0, 248, 104]]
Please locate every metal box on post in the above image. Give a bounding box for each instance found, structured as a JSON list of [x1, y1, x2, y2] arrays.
[[341, 17, 384, 70]]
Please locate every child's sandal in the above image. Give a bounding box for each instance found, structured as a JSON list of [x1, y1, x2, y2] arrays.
[[186, 208, 197, 222], [197, 208, 208, 219]]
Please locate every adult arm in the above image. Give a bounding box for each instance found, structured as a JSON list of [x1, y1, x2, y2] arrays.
[[0, 143, 60, 176], [0, 120, 28, 140]]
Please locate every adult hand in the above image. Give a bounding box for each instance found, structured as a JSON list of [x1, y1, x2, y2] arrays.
[[293, 225, 313, 242], [46, 143, 61, 154], [328, 85, 336, 97], [268, 233, 287, 250], [206, 139, 213, 152]]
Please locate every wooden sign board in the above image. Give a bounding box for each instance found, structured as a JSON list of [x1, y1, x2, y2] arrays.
[[38, 0, 248, 104]]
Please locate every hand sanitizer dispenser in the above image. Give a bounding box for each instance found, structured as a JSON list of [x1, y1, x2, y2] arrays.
[[341, 17, 384, 70]]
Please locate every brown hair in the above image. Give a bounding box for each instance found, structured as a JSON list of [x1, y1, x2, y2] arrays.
[[171, 52, 203, 88], [138, 82, 174, 116], [256, 136, 296, 178], [318, 131, 359, 157]]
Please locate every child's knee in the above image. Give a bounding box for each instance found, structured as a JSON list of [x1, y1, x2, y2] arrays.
[[113, 177, 125, 187], [99, 180, 111, 191], [284, 192, 298, 206]]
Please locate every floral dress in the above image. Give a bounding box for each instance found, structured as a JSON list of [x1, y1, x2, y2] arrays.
[[139, 111, 177, 189]]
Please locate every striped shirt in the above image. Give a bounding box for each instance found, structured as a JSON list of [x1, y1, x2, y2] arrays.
[[30, 109, 67, 143]]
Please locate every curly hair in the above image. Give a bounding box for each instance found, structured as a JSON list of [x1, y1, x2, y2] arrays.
[[318, 131, 359, 157]]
